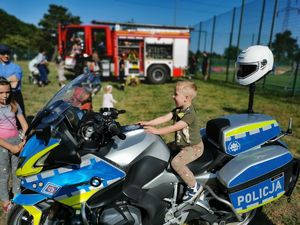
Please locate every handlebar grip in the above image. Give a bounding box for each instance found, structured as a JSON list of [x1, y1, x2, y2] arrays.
[[108, 123, 120, 134], [109, 123, 127, 140], [118, 133, 126, 140], [118, 109, 126, 114]]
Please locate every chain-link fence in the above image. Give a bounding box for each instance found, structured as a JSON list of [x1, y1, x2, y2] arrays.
[[190, 0, 300, 96]]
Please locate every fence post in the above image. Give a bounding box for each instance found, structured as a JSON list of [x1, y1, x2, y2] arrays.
[[209, 16, 216, 78], [292, 55, 299, 97], [257, 0, 266, 45], [226, 7, 236, 82], [263, 0, 278, 88], [197, 22, 202, 53], [233, 0, 245, 82], [210, 16, 216, 54]]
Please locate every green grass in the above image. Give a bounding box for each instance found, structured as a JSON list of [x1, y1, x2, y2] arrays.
[[1, 61, 299, 224]]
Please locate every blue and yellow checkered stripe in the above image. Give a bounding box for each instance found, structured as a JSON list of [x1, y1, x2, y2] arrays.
[[223, 120, 280, 155]]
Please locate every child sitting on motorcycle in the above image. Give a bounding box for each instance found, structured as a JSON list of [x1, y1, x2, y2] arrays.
[[139, 81, 204, 201]]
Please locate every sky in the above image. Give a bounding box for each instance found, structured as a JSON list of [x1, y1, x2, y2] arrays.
[[0, 0, 243, 27]]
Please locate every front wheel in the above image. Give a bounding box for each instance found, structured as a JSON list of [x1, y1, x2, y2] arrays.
[[7, 204, 59, 225], [7, 205, 33, 225]]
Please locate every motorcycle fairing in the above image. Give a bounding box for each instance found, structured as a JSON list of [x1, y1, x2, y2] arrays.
[[20, 154, 126, 206], [13, 193, 47, 205], [16, 136, 61, 177], [23, 205, 42, 225]]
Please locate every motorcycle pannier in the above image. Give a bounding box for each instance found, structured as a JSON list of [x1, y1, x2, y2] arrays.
[[206, 114, 281, 156], [217, 145, 294, 213]]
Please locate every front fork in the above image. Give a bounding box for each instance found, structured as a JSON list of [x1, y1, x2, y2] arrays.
[[22, 205, 44, 225]]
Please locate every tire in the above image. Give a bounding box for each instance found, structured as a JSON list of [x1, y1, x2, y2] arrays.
[[147, 65, 169, 84], [7, 204, 58, 225], [7, 205, 33, 225]]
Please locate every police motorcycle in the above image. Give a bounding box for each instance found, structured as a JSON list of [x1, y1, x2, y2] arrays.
[[8, 46, 300, 225]]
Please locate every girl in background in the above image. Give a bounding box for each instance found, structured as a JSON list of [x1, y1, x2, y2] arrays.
[[102, 85, 117, 108], [0, 77, 28, 213]]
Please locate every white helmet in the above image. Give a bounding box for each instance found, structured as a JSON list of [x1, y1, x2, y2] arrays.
[[236, 45, 273, 86]]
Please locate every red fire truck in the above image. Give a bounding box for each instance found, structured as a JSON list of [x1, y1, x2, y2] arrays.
[[58, 21, 191, 84]]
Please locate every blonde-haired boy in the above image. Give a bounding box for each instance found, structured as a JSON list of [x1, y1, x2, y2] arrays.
[[139, 81, 204, 201]]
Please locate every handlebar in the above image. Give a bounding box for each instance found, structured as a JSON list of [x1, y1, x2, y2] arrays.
[[108, 122, 126, 140], [99, 108, 126, 120]]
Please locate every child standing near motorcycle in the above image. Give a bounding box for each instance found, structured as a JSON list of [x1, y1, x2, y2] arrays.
[[102, 85, 117, 108], [0, 77, 27, 213], [139, 81, 204, 201]]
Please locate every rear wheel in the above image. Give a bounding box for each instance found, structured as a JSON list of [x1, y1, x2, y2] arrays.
[[147, 65, 169, 84]]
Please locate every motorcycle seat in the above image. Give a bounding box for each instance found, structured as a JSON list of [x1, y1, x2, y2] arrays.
[[168, 140, 215, 176], [187, 142, 215, 175]]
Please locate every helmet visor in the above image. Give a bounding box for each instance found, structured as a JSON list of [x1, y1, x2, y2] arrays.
[[236, 63, 258, 78]]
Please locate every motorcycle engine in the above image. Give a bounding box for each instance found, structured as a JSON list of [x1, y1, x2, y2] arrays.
[[99, 205, 142, 225]]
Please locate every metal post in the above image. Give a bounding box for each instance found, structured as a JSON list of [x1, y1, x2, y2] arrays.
[[210, 16, 216, 54], [268, 0, 278, 47], [233, 0, 245, 82], [257, 0, 266, 45], [292, 53, 299, 97], [209, 16, 216, 78], [226, 7, 236, 82], [251, 34, 256, 45], [248, 83, 256, 113], [263, 0, 278, 88], [197, 22, 202, 53], [204, 31, 207, 51]]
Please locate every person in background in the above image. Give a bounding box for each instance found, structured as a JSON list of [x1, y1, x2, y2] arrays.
[[35, 48, 49, 87], [56, 56, 66, 87], [139, 81, 204, 201], [189, 55, 198, 79], [102, 85, 117, 108], [118, 53, 126, 90], [12, 53, 17, 62], [202, 51, 210, 81], [0, 44, 26, 115], [0, 77, 27, 213], [28, 56, 40, 85]]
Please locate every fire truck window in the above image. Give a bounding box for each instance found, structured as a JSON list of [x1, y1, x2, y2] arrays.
[[146, 44, 172, 60], [92, 29, 106, 57], [66, 29, 85, 56], [118, 40, 141, 60]]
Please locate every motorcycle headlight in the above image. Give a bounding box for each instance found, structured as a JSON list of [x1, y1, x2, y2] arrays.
[[17, 157, 26, 169], [35, 152, 51, 167]]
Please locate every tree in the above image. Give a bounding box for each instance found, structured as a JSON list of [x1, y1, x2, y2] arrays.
[[38, 4, 81, 58], [0, 9, 43, 58], [224, 46, 241, 60], [271, 30, 299, 64]]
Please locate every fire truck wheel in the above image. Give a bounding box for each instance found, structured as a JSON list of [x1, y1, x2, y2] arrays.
[[147, 65, 169, 84]]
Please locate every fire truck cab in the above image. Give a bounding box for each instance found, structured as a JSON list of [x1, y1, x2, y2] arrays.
[[58, 21, 191, 84]]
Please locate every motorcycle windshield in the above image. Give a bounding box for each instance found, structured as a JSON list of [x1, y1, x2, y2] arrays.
[[45, 73, 101, 109], [26, 73, 101, 136]]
